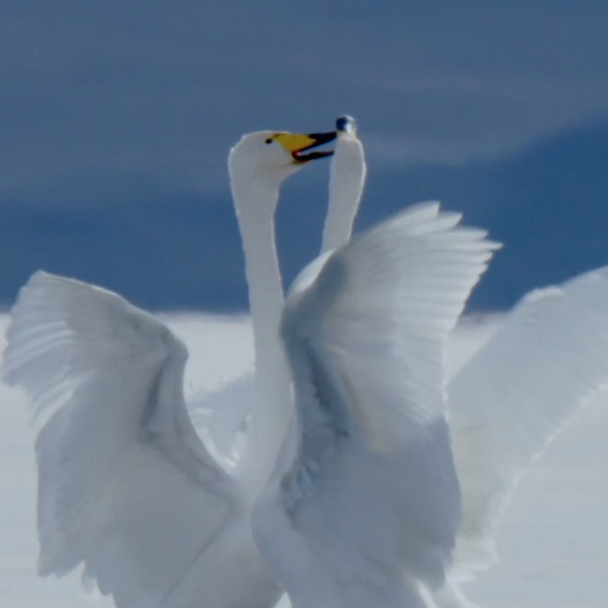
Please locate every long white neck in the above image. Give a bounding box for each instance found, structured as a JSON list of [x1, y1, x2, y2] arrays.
[[321, 134, 367, 253], [231, 174, 293, 500]]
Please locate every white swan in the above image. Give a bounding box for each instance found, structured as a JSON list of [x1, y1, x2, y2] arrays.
[[320, 119, 608, 608], [2, 128, 336, 608], [217, 118, 608, 608]]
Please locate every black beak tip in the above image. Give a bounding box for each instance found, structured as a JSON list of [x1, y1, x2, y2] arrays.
[[306, 131, 338, 147]]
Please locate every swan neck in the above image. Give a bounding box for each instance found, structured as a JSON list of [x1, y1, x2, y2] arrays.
[[322, 136, 367, 253], [231, 176, 293, 498], [233, 178, 284, 353]]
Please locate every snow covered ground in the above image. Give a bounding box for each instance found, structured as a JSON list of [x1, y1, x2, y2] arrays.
[[1, 312, 607, 608]]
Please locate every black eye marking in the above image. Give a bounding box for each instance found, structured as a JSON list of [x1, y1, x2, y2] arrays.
[[265, 138, 273, 144]]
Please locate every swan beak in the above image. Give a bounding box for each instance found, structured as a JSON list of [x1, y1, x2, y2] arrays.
[[274, 132, 337, 163]]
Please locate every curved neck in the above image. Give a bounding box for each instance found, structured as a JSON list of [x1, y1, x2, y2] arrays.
[[231, 175, 293, 499], [321, 135, 367, 253]]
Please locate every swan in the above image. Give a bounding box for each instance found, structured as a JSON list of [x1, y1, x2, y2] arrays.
[[320, 118, 608, 608], [213, 117, 608, 608], [2, 127, 337, 608]]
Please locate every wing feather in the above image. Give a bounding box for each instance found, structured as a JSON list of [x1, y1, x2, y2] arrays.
[[3, 271, 238, 607], [449, 267, 608, 572], [257, 203, 498, 606]]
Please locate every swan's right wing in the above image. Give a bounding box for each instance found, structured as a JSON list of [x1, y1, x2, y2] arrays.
[[256, 204, 498, 606], [449, 267, 608, 572], [3, 272, 238, 608]]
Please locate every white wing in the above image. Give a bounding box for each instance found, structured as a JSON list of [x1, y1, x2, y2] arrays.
[[3, 271, 240, 608], [449, 267, 608, 571], [255, 203, 498, 608]]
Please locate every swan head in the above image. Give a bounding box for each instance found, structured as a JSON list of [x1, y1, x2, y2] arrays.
[[229, 130, 336, 188], [336, 115, 357, 134]]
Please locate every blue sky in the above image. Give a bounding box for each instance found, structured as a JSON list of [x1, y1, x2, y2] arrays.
[[1, 1, 608, 311], [2, 1, 607, 205]]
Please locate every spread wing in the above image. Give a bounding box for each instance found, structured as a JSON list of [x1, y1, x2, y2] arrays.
[[449, 267, 608, 572], [255, 203, 498, 607], [3, 271, 239, 608]]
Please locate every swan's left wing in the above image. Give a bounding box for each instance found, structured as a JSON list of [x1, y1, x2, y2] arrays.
[[255, 203, 498, 606]]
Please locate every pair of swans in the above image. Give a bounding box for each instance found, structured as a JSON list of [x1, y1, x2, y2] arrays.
[[5, 118, 608, 608]]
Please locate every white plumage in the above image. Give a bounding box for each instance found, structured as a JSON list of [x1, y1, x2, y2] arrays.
[[253, 202, 498, 608], [5, 116, 608, 608], [449, 267, 608, 574], [4, 272, 255, 607], [195, 120, 608, 608]]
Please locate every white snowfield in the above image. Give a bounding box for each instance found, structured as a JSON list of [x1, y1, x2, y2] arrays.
[[1, 312, 607, 608]]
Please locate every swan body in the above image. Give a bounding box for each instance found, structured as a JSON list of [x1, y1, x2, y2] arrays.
[[253, 202, 498, 608], [202, 118, 608, 608], [2, 128, 336, 608]]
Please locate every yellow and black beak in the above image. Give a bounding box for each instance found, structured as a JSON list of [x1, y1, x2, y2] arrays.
[[272, 131, 337, 163]]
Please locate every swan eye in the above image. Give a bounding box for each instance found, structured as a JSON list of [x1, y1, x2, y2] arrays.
[[265, 138, 273, 144]]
